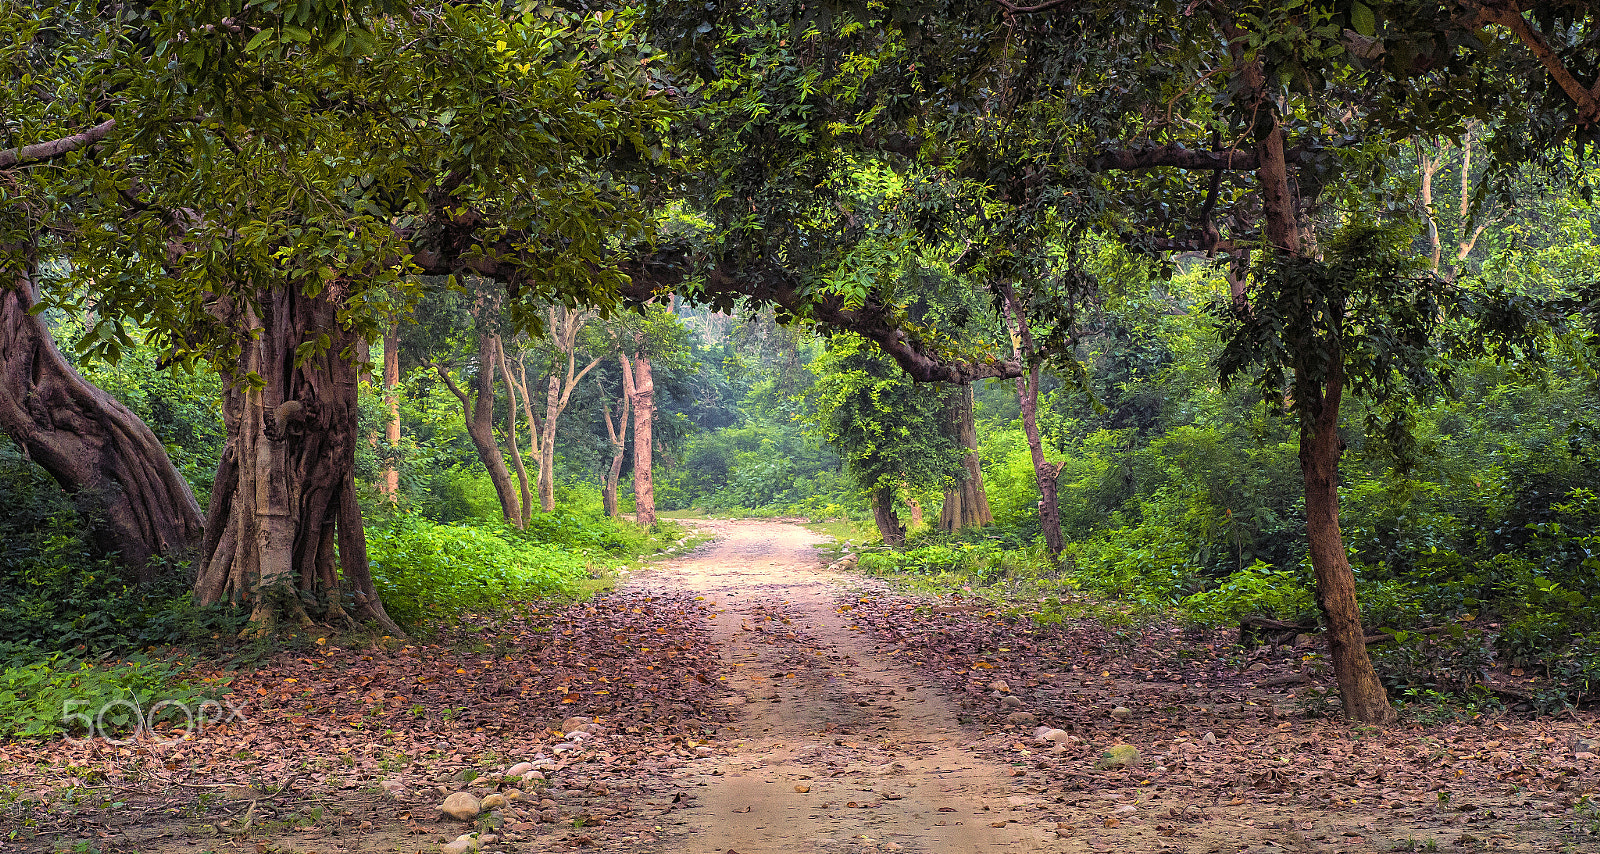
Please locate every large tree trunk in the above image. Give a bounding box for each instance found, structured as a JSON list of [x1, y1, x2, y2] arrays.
[[601, 374, 630, 519], [192, 285, 400, 636], [436, 333, 523, 528], [1299, 357, 1397, 725], [870, 484, 905, 546], [1000, 283, 1065, 556], [0, 264, 203, 581], [381, 325, 401, 501], [620, 350, 656, 527], [938, 383, 993, 532]]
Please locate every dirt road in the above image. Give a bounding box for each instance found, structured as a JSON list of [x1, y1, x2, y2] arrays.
[[630, 519, 1052, 854]]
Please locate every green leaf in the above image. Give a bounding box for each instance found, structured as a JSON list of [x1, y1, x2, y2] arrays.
[[244, 29, 275, 52], [1351, 2, 1377, 38]]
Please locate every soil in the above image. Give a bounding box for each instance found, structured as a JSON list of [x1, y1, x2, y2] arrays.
[[3, 518, 1598, 854]]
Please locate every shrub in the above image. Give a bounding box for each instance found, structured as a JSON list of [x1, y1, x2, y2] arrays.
[[0, 653, 228, 741], [1181, 561, 1317, 626], [365, 517, 592, 626]]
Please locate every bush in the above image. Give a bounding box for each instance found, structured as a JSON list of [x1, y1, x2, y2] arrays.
[[0, 653, 228, 741], [1181, 561, 1317, 626], [365, 517, 592, 627]]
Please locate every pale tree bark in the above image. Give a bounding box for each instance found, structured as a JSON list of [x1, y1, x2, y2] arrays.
[[434, 333, 523, 528], [938, 383, 993, 531], [601, 372, 631, 519], [0, 258, 203, 581], [905, 491, 924, 529], [1416, 142, 1445, 272], [1000, 283, 1065, 557], [496, 340, 533, 527], [619, 347, 656, 527], [192, 284, 400, 637], [381, 325, 401, 501], [534, 306, 602, 513]]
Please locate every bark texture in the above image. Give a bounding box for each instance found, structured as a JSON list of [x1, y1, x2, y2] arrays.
[[870, 484, 905, 545], [437, 333, 523, 527], [535, 308, 601, 513], [938, 384, 993, 532], [1299, 358, 1397, 725], [380, 326, 400, 500], [620, 350, 656, 526], [192, 285, 399, 635], [601, 372, 631, 519], [0, 264, 203, 580], [1001, 283, 1065, 556]]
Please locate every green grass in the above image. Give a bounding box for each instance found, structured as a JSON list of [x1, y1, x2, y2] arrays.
[[803, 519, 875, 546]]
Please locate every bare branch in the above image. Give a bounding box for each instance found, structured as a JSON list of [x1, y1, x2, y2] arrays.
[[0, 120, 116, 170]]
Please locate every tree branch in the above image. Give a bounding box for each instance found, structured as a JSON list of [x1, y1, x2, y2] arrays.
[[0, 120, 116, 170]]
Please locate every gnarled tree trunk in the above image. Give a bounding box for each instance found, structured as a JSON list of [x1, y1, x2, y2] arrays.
[[0, 261, 203, 581], [870, 484, 905, 546], [938, 383, 992, 532], [192, 285, 400, 636], [437, 333, 523, 528]]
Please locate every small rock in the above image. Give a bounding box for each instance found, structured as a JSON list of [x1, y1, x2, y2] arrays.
[[1294, 633, 1317, 647], [441, 832, 481, 854], [539, 809, 560, 822], [1033, 727, 1070, 744], [694, 746, 714, 758], [1110, 706, 1132, 722], [551, 742, 579, 754], [1094, 744, 1140, 770], [990, 679, 1012, 693], [794, 784, 811, 793], [481, 793, 508, 810], [379, 780, 408, 801], [503, 789, 524, 801], [1246, 662, 1267, 673], [1005, 711, 1038, 726], [1202, 731, 1217, 744], [561, 716, 592, 733], [1000, 695, 1026, 709], [1033, 726, 1054, 739], [438, 792, 482, 821], [1572, 738, 1600, 755], [506, 762, 536, 778]]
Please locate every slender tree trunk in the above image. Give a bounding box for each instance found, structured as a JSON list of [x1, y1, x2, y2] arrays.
[[1000, 283, 1065, 556], [938, 383, 993, 531], [1232, 43, 1395, 722], [381, 325, 401, 501], [906, 492, 924, 529], [436, 333, 522, 528], [1299, 358, 1397, 725], [497, 340, 532, 526], [539, 375, 560, 512], [0, 261, 203, 580], [192, 285, 400, 637], [601, 376, 631, 519], [870, 484, 904, 545], [620, 349, 656, 526]]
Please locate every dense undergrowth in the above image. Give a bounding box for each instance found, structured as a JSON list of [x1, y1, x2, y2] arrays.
[[0, 443, 683, 740]]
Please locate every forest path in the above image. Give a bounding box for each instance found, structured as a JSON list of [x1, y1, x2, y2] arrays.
[[628, 518, 1051, 854]]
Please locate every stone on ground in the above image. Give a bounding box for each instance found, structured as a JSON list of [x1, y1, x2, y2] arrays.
[[438, 792, 482, 821]]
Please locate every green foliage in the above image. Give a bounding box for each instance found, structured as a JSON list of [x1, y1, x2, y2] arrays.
[[0, 654, 226, 741], [802, 335, 962, 496], [0, 446, 243, 658], [1369, 627, 1496, 697], [1182, 562, 1318, 626], [364, 518, 593, 627]]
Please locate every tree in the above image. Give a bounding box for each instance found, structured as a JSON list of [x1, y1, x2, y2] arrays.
[[29, 1, 671, 632], [804, 335, 963, 544], [530, 306, 604, 513]]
